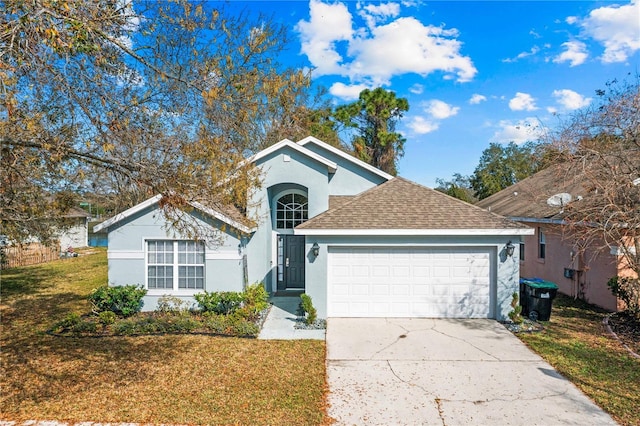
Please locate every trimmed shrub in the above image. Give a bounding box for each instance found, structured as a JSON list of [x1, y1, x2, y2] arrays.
[[89, 285, 146, 317], [156, 295, 192, 314], [53, 312, 81, 332], [508, 292, 523, 324], [98, 311, 117, 326], [195, 291, 245, 314], [244, 283, 269, 313], [299, 293, 317, 325]]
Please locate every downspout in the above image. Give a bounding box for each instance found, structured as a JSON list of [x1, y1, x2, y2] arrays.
[[241, 236, 249, 290]]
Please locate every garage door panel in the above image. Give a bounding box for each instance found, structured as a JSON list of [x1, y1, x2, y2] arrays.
[[328, 247, 493, 318]]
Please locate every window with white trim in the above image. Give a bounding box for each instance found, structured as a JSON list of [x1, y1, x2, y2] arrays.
[[276, 193, 308, 229], [538, 228, 546, 259], [147, 240, 205, 290]]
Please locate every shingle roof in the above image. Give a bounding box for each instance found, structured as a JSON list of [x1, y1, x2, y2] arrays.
[[475, 164, 586, 220], [297, 177, 529, 231], [328, 195, 354, 210]]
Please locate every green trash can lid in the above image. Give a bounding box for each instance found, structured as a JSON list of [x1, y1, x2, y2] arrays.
[[522, 278, 558, 289]]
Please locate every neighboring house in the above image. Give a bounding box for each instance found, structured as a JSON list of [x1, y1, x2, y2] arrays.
[[58, 207, 91, 249], [476, 165, 631, 312], [95, 136, 532, 320]]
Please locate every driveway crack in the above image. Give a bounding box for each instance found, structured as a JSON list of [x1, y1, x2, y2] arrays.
[[431, 323, 501, 361], [369, 319, 438, 359]]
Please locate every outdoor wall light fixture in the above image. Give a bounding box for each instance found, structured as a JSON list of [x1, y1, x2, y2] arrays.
[[505, 241, 515, 257], [311, 242, 320, 257]]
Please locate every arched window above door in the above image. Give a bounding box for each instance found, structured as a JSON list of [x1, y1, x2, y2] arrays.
[[276, 193, 308, 229]]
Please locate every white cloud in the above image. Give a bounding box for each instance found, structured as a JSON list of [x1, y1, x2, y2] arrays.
[[566, 16, 578, 25], [553, 41, 588, 67], [509, 92, 538, 111], [409, 84, 424, 95], [492, 118, 544, 144], [296, 1, 477, 86], [329, 82, 369, 101], [408, 116, 439, 134], [358, 2, 401, 28], [425, 99, 459, 119], [503, 46, 540, 63], [295, 0, 353, 76], [551, 89, 592, 110], [348, 17, 477, 84], [579, 0, 640, 63], [469, 94, 487, 104]]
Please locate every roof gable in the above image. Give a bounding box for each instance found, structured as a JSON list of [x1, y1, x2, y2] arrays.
[[249, 138, 337, 173], [93, 195, 256, 234], [297, 136, 392, 181], [296, 177, 531, 235]]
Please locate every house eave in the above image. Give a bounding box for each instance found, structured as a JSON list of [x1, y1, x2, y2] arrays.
[[508, 216, 567, 225], [93, 195, 256, 235], [294, 228, 535, 236], [93, 195, 162, 233]]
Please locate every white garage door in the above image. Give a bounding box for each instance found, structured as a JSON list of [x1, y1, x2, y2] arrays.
[[328, 247, 493, 318]]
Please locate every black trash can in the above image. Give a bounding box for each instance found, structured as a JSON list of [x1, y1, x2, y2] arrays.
[[521, 278, 558, 321]]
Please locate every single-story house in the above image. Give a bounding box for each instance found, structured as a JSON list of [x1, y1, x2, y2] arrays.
[[476, 164, 633, 312], [95, 136, 532, 320]]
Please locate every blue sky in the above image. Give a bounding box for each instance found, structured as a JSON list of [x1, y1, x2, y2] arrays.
[[234, 0, 639, 187]]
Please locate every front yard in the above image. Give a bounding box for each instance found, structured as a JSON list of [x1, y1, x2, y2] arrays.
[[517, 295, 640, 426], [0, 249, 329, 424], [3, 249, 639, 425]]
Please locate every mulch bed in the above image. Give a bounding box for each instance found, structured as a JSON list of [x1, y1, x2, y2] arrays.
[[606, 312, 640, 356]]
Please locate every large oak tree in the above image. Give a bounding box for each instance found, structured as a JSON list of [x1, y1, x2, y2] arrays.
[[1, 0, 314, 244]]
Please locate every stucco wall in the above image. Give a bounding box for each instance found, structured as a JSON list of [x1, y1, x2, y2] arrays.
[[301, 142, 388, 194], [105, 203, 244, 311], [245, 144, 384, 292], [301, 235, 521, 321], [519, 223, 619, 312]]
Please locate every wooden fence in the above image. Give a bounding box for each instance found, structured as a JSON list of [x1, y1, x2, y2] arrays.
[[1, 242, 61, 269]]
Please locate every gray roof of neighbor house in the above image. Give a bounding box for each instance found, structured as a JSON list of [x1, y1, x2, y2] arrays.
[[63, 207, 91, 218], [297, 177, 530, 233], [475, 164, 587, 220]]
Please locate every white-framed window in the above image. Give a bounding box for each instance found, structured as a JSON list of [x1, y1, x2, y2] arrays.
[[538, 228, 546, 259], [276, 193, 308, 229], [147, 240, 205, 291]]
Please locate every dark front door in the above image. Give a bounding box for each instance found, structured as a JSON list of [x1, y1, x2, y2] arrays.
[[278, 235, 305, 290]]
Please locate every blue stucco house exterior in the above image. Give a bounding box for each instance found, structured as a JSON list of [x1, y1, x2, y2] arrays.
[[94, 136, 533, 320]]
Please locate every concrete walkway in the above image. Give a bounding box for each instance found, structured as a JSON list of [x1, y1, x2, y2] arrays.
[[326, 318, 618, 426], [258, 296, 325, 340]]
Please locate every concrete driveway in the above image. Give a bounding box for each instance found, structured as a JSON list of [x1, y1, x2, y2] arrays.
[[326, 318, 617, 426]]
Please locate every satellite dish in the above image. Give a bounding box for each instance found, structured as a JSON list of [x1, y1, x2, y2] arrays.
[[547, 192, 572, 207]]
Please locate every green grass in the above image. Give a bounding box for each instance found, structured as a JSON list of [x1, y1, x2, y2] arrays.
[[517, 295, 640, 426], [0, 249, 329, 424]]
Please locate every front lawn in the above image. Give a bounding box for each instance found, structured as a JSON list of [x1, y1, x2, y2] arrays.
[[517, 295, 640, 426], [0, 249, 329, 424]]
